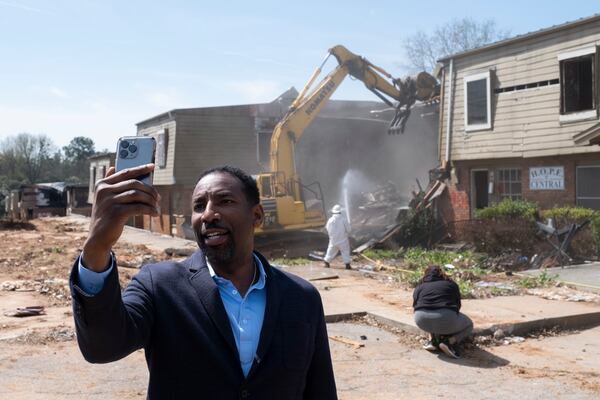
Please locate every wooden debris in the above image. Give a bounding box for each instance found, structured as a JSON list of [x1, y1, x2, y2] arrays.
[[4, 306, 45, 317], [309, 275, 339, 282], [328, 335, 365, 349]]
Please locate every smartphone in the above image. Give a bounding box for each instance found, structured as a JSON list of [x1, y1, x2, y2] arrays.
[[115, 136, 156, 185]]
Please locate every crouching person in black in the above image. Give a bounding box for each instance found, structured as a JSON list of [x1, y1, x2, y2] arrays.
[[413, 265, 473, 359]]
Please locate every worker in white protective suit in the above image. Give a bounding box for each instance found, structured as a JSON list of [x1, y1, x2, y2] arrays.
[[323, 204, 352, 270]]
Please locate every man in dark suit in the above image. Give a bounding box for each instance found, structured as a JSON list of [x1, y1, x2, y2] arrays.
[[70, 164, 337, 399]]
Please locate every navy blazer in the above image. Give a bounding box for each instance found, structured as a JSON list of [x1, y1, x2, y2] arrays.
[[70, 250, 337, 399]]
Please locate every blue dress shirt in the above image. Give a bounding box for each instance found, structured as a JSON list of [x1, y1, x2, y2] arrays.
[[77, 253, 267, 377]]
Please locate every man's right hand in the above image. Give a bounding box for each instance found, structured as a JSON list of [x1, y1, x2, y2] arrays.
[[82, 164, 160, 272]]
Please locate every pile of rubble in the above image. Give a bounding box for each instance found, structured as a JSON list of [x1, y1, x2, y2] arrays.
[[1, 278, 70, 306], [349, 181, 409, 246]]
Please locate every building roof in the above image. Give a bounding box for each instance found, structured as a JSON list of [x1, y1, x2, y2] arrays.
[[438, 13, 600, 62], [574, 121, 600, 146]]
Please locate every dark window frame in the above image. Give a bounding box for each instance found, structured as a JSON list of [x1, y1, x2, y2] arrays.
[[496, 168, 522, 201], [464, 71, 492, 131]]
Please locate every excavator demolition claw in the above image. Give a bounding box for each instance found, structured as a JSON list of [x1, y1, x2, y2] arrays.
[[389, 72, 440, 134]]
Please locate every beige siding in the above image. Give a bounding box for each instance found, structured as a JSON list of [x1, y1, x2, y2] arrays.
[[441, 20, 600, 162], [137, 120, 177, 185], [174, 113, 259, 186]]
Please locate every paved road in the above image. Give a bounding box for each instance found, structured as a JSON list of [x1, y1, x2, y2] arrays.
[[330, 323, 600, 399], [1, 324, 599, 399]]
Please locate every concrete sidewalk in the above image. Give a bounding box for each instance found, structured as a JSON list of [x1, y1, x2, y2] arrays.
[[523, 262, 600, 293], [283, 264, 600, 337]]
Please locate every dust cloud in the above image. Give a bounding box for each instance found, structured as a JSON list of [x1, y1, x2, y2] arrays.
[[295, 100, 439, 231]]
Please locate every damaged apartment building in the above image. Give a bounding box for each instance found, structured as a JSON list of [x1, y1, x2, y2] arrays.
[[120, 88, 439, 238], [437, 14, 600, 228]]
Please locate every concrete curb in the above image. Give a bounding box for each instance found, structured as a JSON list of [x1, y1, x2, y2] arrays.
[[325, 310, 600, 338], [325, 312, 366, 323], [324, 312, 421, 334], [474, 311, 600, 337], [366, 313, 422, 335]]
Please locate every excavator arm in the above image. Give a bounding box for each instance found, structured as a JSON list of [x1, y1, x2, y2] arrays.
[[256, 45, 439, 234], [269, 45, 439, 199]]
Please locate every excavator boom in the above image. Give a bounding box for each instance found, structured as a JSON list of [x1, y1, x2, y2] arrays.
[[257, 45, 439, 235]]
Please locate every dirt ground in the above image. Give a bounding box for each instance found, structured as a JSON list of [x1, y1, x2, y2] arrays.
[[1, 218, 600, 399]]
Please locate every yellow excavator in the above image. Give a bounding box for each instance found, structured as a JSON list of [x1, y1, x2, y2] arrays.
[[255, 45, 439, 240]]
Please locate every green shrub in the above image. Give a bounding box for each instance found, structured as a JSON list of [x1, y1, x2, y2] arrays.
[[394, 207, 435, 247], [544, 206, 599, 224], [475, 199, 539, 221]]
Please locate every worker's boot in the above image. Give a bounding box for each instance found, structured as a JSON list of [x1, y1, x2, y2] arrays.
[[324, 261, 330, 268], [345, 264, 351, 270]]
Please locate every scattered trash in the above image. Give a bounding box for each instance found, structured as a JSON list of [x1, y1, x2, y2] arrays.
[[476, 281, 516, 291], [4, 306, 45, 317], [360, 335, 367, 340], [493, 329, 505, 340]]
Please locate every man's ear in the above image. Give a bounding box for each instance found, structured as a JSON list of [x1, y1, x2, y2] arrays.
[[252, 204, 264, 228]]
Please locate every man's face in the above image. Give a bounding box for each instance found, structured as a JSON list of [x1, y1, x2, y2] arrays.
[[191, 172, 263, 266]]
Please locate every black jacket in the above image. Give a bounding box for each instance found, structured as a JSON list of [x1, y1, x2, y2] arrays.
[[412, 273, 461, 312], [70, 250, 337, 399]]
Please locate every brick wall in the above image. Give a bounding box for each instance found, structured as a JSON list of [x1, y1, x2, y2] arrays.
[[439, 153, 600, 239]]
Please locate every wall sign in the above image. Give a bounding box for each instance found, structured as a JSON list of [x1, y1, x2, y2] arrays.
[[529, 166, 564, 190]]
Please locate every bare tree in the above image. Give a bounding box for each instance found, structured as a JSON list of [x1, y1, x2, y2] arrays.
[[11, 133, 54, 184], [404, 18, 511, 72]]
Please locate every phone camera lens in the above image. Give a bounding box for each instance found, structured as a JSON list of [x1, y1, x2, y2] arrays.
[[119, 149, 129, 159], [129, 144, 138, 153], [120, 140, 130, 149]]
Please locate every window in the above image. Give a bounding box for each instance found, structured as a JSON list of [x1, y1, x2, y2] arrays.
[[558, 47, 597, 122], [464, 71, 492, 131], [90, 166, 97, 192], [576, 166, 600, 210], [257, 130, 272, 165], [497, 168, 522, 201], [156, 129, 168, 168]]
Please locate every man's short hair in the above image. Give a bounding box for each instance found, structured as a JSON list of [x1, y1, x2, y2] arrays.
[[197, 165, 260, 206]]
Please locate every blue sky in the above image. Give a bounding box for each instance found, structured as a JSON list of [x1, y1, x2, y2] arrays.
[[0, 1, 598, 152]]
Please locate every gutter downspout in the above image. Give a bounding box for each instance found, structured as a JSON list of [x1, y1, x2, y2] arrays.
[[444, 58, 454, 165]]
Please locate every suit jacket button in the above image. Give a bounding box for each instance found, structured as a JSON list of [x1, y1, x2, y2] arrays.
[[240, 389, 250, 398]]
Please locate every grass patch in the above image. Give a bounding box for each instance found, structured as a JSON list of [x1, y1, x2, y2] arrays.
[[378, 248, 489, 298], [516, 269, 558, 289], [362, 249, 404, 260], [270, 257, 312, 266]]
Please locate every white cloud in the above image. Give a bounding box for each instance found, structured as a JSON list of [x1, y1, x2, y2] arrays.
[[225, 80, 283, 103], [49, 87, 68, 99]]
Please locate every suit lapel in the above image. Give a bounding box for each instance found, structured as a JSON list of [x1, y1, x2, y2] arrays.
[[187, 251, 239, 359], [251, 253, 282, 374]]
